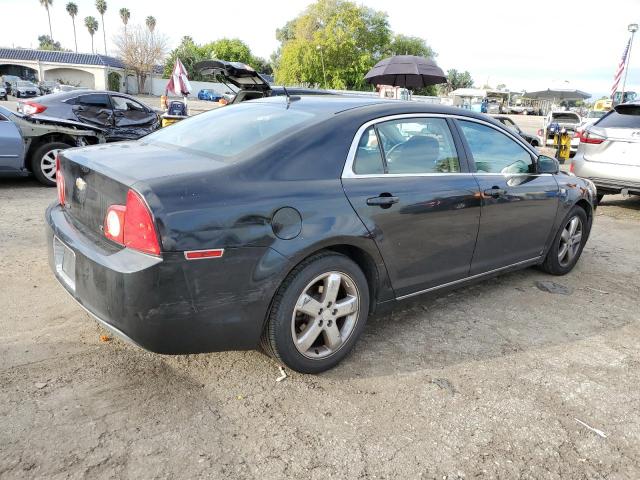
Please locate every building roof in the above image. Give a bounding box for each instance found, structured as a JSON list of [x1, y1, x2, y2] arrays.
[[0, 48, 126, 69]]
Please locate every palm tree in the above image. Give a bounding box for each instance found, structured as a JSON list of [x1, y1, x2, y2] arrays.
[[84, 16, 99, 54], [39, 0, 54, 41], [66, 2, 78, 52], [145, 16, 156, 34], [95, 0, 107, 55], [119, 7, 130, 36]]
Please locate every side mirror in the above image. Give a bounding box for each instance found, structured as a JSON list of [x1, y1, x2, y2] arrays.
[[537, 155, 559, 174]]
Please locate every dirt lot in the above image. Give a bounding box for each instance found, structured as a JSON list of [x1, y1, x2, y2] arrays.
[[1, 175, 640, 479]]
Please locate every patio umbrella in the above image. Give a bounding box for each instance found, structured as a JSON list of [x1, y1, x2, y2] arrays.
[[166, 58, 192, 97], [364, 55, 446, 89]]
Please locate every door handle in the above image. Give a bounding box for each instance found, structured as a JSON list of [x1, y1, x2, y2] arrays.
[[483, 187, 506, 198], [367, 194, 399, 208]]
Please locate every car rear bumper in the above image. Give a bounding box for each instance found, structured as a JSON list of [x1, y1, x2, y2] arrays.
[[572, 154, 640, 194], [46, 203, 290, 354]]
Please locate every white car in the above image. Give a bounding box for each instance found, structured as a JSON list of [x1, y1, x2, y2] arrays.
[[0, 85, 7, 101], [541, 111, 582, 154], [580, 110, 607, 129]]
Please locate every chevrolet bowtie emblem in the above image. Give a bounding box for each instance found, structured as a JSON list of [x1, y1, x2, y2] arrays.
[[75, 177, 87, 191]]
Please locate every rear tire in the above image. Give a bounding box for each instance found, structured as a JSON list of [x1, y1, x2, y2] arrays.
[[30, 141, 71, 187], [261, 252, 370, 374], [540, 205, 589, 275]]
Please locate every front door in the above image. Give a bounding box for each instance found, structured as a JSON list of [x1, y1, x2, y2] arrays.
[[456, 119, 559, 274], [72, 93, 114, 137], [110, 95, 158, 140], [342, 117, 481, 298]]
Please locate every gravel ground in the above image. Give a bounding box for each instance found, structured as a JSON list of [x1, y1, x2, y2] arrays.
[[1, 177, 639, 479]]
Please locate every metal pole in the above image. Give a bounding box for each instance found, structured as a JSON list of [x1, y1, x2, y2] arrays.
[[621, 29, 636, 103]]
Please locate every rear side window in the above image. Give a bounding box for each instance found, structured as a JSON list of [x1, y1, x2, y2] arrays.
[[76, 94, 111, 108], [353, 126, 384, 175], [145, 103, 317, 159], [596, 107, 640, 128], [459, 120, 534, 174]]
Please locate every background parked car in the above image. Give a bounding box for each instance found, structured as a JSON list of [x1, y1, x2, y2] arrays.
[[572, 102, 640, 202], [493, 115, 542, 147], [11, 80, 40, 98], [18, 90, 160, 142], [52, 84, 89, 94], [580, 110, 607, 129], [0, 105, 105, 186], [540, 111, 582, 154], [197, 89, 223, 102], [38, 80, 59, 95], [0, 84, 6, 101]]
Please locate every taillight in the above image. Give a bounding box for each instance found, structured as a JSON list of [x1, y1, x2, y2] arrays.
[[569, 161, 575, 173], [56, 155, 65, 206], [537, 128, 543, 136], [579, 130, 605, 144], [21, 101, 47, 115], [103, 190, 161, 255]]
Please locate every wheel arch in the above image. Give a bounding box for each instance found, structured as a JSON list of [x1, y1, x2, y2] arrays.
[[25, 134, 76, 171]]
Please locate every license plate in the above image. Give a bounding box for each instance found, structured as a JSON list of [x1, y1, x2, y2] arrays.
[[53, 237, 76, 291]]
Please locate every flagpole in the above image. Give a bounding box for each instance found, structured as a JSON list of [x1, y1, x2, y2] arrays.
[[621, 24, 638, 103]]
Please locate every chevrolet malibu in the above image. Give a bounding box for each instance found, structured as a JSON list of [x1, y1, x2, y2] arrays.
[[47, 97, 596, 373]]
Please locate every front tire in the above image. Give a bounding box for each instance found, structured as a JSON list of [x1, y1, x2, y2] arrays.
[[540, 206, 589, 275], [261, 252, 370, 374], [30, 142, 71, 186]]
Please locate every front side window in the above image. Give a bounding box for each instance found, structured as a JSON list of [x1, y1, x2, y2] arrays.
[[459, 120, 534, 174], [375, 117, 460, 174], [111, 96, 147, 112]]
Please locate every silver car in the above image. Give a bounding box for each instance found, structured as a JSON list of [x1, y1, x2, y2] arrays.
[[572, 103, 640, 201]]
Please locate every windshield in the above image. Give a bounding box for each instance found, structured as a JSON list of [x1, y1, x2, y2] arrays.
[[145, 103, 317, 159], [17, 81, 35, 87]]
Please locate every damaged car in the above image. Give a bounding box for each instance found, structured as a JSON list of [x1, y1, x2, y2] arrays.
[[17, 91, 160, 142], [0, 105, 105, 186]]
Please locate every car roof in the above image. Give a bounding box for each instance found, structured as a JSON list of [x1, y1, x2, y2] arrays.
[[249, 95, 504, 124]]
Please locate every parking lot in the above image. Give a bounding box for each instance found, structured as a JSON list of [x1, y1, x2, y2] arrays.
[[1, 115, 640, 479]]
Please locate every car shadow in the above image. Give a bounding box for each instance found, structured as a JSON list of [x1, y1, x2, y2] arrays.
[[598, 194, 640, 211], [326, 262, 632, 380]]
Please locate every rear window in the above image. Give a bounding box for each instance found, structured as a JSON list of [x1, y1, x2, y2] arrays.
[[145, 103, 317, 159], [596, 107, 640, 128], [551, 113, 580, 123]]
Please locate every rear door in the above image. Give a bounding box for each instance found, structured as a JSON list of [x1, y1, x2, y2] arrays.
[[0, 112, 24, 173], [110, 95, 158, 140], [342, 115, 481, 298], [455, 119, 559, 274], [71, 93, 114, 133]]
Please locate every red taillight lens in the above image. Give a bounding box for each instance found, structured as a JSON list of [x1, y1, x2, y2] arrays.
[[104, 205, 126, 244], [103, 190, 161, 255], [537, 129, 543, 136], [56, 155, 65, 206], [21, 101, 47, 115], [579, 130, 605, 144], [569, 161, 575, 173]]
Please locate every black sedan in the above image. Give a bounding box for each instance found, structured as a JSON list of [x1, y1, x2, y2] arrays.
[[46, 97, 597, 373], [18, 90, 159, 142]]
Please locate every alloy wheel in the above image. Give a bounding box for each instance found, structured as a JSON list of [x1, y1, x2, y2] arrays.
[[40, 149, 62, 182], [558, 216, 583, 267], [291, 271, 360, 359]]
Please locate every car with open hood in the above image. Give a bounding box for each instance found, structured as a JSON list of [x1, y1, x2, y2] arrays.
[[195, 59, 337, 103], [46, 96, 597, 373]]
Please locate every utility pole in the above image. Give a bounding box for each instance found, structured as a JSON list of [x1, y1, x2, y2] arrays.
[[317, 45, 327, 89], [621, 23, 638, 103]]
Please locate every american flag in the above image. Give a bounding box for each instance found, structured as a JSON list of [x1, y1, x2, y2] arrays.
[[611, 39, 632, 98]]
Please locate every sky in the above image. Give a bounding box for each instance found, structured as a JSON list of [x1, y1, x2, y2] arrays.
[[2, 0, 639, 98]]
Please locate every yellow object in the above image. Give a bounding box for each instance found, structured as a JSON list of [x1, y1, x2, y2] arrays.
[[161, 115, 184, 128], [554, 131, 571, 162], [593, 98, 612, 112]]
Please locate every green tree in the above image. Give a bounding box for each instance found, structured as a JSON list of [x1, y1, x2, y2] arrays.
[[95, 0, 107, 54], [440, 69, 474, 95], [146, 16, 156, 33], [119, 7, 130, 35], [66, 2, 78, 52], [274, 0, 391, 90], [387, 34, 435, 57], [207, 38, 254, 64], [38, 34, 63, 51], [163, 36, 211, 81], [84, 16, 99, 54], [39, 0, 54, 41]]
